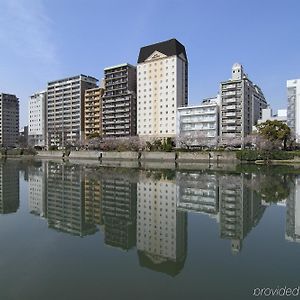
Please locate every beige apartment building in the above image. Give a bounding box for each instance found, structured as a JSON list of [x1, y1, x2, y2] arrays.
[[84, 87, 104, 139]]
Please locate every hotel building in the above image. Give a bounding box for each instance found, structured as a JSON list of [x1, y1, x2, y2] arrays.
[[137, 39, 188, 138]]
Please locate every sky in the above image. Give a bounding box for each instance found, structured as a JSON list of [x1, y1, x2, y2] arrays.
[[0, 0, 300, 128]]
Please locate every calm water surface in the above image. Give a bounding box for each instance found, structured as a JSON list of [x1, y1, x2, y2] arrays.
[[0, 159, 299, 300]]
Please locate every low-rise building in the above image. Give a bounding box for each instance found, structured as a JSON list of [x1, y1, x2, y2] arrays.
[[257, 107, 287, 124], [177, 96, 219, 146]]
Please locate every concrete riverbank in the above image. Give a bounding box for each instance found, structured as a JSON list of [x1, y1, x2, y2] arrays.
[[36, 150, 238, 162]]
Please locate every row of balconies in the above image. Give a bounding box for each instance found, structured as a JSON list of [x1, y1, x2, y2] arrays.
[[222, 83, 242, 90], [104, 114, 130, 119], [181, 117, 217, 123], [105, 79, 127, 86], [103, 108, 130, 114], [103, 97, 131, 104], [105, 72, 127, 80], [104, 89, 128, 97], [103, 120, 130, 125], [103, 125, 130, 130], [103, 130, 130, 135], [222, 126, 242, 132], [105, 84, 127, 91]]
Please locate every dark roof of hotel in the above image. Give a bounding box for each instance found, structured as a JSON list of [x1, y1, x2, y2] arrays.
[[137, 38, 187, 63]]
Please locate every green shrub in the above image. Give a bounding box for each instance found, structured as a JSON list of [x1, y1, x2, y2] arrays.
[[237, 150, 294, 161]]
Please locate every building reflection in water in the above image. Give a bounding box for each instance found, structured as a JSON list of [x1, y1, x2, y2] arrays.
[[101, 170, 137, 250], [219, 173, 265, 254], [28, 161, 47, 217], [46, 162, 98, 237], [0, 160, 20, 214], [176, 171, 266, 254], [286, 175, 300, 243], [177, 172, 219, 218], [137, 171, 187, 276], [26, 162, 296, 275]]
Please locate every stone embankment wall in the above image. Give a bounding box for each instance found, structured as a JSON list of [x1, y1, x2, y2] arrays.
[[36, 150, 238, 163]]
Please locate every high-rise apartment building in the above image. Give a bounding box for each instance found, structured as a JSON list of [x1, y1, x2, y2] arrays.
[[102, 64, 137, 137], [47, 75, 98, 147], [28, 91, 47, 147], [84, 87, 104, 139], [220, 64, 267, 142], [287, 79, 300, 141], [137, 39, 188, 138], [0, 93, 19, 148]]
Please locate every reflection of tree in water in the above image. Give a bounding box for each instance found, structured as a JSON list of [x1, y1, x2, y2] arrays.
[[137, 250, 186, 277], [144, 169, 176, 181], [245, 171, 292, 203]]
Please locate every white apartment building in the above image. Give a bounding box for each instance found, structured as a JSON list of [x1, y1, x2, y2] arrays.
[[257, 107, 287, 124], [220, 63, 267, 143], [137, 39, 188, 138], [287, 79, 300, 141], [28, 91, 47, 147], [137, 172, 187, 265], [177, 96, 220, 146], [47, 75, 98, 147]]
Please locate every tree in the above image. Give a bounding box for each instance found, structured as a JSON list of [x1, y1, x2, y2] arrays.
[[244, 133, 278, 151], [176, 131, 217, 150], [256, 120, 291, 150]]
